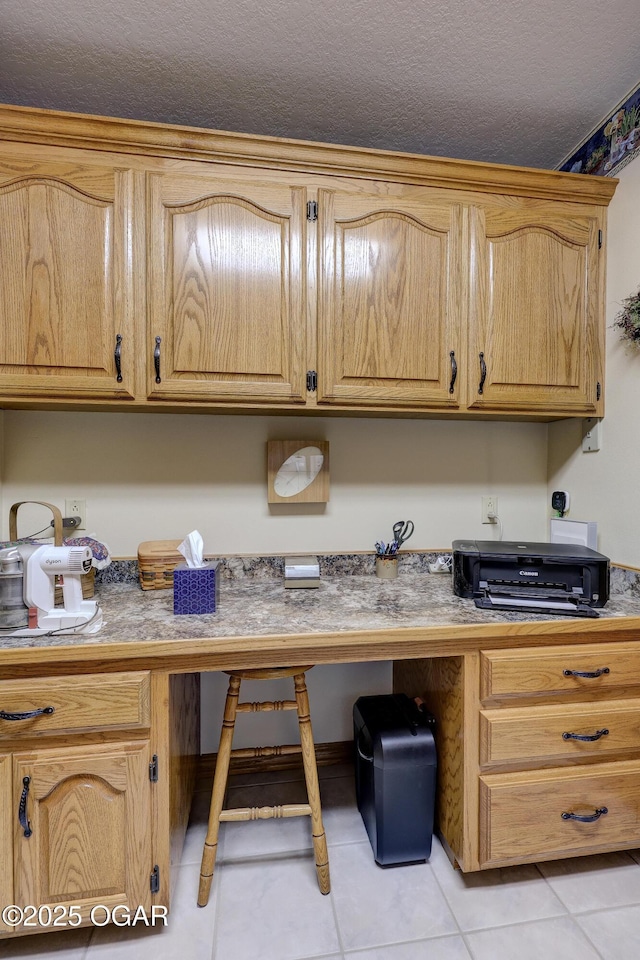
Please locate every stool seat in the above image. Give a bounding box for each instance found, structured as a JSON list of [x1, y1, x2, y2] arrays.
[[197, 665, 330, 906]]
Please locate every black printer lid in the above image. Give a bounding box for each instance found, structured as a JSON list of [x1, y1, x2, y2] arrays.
[[452, 540, 609, 562]]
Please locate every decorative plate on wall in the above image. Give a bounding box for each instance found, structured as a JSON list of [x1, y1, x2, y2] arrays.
[[267, 441, 329, 504]]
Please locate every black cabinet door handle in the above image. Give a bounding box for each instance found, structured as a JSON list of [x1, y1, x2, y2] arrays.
[[19, 776, 32, 838], [0, 706, 54, 721], [563, 667, 610, 679], [114, 334, 123, 383], [449, 350, 457, 394], [562, 728, 609, 742], [561, 806, 608, 823], [154, 336, 162, 383], [478, 352, 486, 394]]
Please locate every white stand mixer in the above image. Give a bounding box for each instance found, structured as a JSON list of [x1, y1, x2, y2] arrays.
[[0, 544, 102, 636]]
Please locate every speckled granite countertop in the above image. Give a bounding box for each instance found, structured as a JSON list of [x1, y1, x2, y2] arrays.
[[3, 568, 640, 653]]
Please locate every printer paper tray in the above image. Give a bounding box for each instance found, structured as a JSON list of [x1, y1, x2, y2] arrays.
[[475, 595, 599, 618]]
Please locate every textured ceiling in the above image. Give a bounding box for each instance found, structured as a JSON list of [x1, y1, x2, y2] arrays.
[[1, 0, 639, 169]]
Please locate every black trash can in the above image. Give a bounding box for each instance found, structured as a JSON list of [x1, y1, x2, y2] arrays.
[[354, 693, 437, 866]]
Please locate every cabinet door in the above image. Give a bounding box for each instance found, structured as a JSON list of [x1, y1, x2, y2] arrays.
[[0, 755, 12, 934], [467, 202, 602, 414], [147, 170, 307, 404], [317, 185, 464, 407], [13, 741, 152, 929], [0, 153, 136, 400]]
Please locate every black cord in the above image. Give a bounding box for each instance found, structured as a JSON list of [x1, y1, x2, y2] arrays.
[[7, 522, 56, 543]]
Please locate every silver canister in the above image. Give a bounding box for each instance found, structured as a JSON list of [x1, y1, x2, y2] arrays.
[[0, 547, 28, 628]]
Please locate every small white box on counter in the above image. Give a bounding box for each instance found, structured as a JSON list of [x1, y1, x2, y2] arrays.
[[284, 556, 320, 589]]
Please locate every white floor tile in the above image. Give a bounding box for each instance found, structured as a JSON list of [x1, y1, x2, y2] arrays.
[[428, 836, 566, 931], [330, 841, 458, 951], [320, 775, 369, 848], [538, 850, 640, 912], [465, 915, 602, 960], [0, 927, 91, 959], [576, 904, 640, 960], [86, 863, 217, 960], [345, 935, 472, 959], [213, 855, 340, 960]]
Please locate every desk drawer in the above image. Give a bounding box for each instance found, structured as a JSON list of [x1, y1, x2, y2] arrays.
[[0, 672, 150, 737], [480, 760, 640, 866], [480, 698, 640, 766], [481, 643, 640, 701]]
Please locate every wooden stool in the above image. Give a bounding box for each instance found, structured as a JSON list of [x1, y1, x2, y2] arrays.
[[197, 665, 331, 906]]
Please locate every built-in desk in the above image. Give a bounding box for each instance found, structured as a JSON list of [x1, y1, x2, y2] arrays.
[[2, 574, 640, 938]]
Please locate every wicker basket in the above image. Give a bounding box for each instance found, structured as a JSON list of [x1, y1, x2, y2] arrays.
[[138, 540, 184, 590], [9, 500, 95, 602]]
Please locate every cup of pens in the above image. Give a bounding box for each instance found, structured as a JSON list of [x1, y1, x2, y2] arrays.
[[375, 554, 398, 579], [374, 520, 414, 580]]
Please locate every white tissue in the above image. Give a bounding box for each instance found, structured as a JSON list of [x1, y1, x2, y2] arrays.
[[177, 530, 206, 568]]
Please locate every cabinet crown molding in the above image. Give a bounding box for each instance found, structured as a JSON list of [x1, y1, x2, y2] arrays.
[[0, 102, 618, 205]]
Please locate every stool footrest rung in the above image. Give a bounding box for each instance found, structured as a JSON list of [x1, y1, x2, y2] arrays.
[[229, 744, 302, 760], [236, 699, 297, 713], [220, 803, 312, 822]]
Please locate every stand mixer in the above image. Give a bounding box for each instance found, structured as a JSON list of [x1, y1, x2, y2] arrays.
[[0, 544, 103, 636]]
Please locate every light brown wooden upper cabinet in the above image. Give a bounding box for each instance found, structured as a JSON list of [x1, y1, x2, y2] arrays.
[[0, 149, 135, 400], [317, 184, 464, 408], [0, 104, 617, 418], [466, 200, 603, 415], [146, 169, 308, 405]]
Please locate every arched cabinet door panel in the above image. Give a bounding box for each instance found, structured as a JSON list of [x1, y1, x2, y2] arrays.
[[0, 153, 136, 400], [146, 169, 307, 404], [317, 184, 464, 408], [13, 741, 152, 931], [467, 202, 603, 414]]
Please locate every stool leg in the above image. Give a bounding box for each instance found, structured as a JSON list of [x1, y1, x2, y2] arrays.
[[198, 674, 240, 906], [294, 672, 330, 894]]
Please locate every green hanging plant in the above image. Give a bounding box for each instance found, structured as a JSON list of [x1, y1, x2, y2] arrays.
[[613, 288, 640, 344]]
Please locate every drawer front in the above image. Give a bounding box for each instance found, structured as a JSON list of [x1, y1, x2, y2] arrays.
[[0, 672, 150, 737], [481, 643, 640, 701], [480, 698, 640, 766], [480, 760, 640, 865]]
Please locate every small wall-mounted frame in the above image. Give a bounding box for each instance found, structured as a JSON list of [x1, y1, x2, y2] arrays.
[[267, 441, 329, 504]]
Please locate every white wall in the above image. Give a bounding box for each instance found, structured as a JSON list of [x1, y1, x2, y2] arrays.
[[1, 408, 549, 749], [548, 155, 640, 567], [1, 411, 548, 554]]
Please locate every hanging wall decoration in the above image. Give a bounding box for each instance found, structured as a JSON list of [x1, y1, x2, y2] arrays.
[[613, 288, 640, 345]]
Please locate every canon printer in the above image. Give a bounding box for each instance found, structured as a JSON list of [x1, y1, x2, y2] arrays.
[[452, 540, 610, 618]]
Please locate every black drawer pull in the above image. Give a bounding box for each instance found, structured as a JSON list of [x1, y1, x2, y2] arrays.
[[114, 333, 123, 383], [478, 352, 487, 394], [563, 667, 610, 679], [561, 806, 608, 823], [449, 350, 457, 394], [562, 728, 609, 742], [19, 776, 32, 838], [154, 336, 162, 383], [0, 706, 54, 721]]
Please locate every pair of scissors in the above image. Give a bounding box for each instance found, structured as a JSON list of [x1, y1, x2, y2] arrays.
[[392, 520, 414, 549]]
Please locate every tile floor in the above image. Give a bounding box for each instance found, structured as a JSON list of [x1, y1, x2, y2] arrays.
[[4, 762, 640, 959]]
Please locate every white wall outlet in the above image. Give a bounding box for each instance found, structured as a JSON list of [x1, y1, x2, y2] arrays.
[[65, 498, 86, 530], [481, 495, 498, 524]]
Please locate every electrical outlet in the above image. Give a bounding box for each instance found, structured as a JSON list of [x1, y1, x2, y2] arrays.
[[481, 495, 498, 524], [65, 498, 86, 530]]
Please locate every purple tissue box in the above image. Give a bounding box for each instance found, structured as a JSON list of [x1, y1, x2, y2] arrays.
[[173, 562, 218, 615]]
